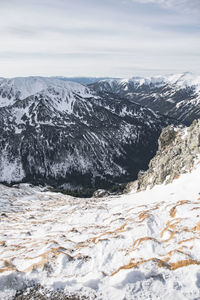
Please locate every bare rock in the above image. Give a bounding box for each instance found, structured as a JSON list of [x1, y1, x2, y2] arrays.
[[127, 119, 200, 192]]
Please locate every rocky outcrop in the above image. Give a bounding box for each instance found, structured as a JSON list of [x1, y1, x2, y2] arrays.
[[93, 189, 110, 198], [127, 119, 200, 192], [14, 285, 83, 300]]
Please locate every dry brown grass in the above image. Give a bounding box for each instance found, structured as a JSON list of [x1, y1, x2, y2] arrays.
[[169, 200, 189, 218], [166, 248, 192, 259], [0, 260, 17, 273], [170, 259, 200, 270], [111, 257, 171, 276], [132, 237, 160, 250], [191, 207, 200, 210], [91, 222, 128, 244], [138, 211, 150, 222], [178, 237, 196, 245], [192, 221, 200, 231], [111, 256, 200, 276], [170, 206, 177, 218], [23, 246, 76, 272], [160, 218, 182, 238]]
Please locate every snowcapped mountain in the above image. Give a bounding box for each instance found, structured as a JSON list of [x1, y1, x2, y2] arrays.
[[51, 76, 118, 85], [0, 119, 200, 300], [0, 76, 91, 108], [90, 72, 200, 125], [0, 76, 173, 189]]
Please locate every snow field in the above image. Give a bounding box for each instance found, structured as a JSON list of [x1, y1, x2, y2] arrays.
[[0, 161, 200, 299]]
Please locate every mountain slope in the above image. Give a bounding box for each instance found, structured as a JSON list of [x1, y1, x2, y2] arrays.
[[0, 76, 90, 107], [0, 77, 172, 189], [90, 72, 200, 125], [0, 120, 200, 300]]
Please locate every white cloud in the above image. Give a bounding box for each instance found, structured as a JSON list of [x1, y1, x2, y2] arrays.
[[0, 0, 199, 77], [133, 0, 200, 13]]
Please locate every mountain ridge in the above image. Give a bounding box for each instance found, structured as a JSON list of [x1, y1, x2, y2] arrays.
[[90, 72, 200, 125], [0, 76, 174, 189]]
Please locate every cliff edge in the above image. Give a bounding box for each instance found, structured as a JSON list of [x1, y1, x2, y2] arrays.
[[127, 119, 200, 192]]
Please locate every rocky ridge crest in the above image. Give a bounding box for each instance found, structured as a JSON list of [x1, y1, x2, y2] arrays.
[[127, 119, 200, 192]]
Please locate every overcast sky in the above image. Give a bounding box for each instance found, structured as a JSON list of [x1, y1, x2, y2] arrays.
[[0, 0, 199, 77]]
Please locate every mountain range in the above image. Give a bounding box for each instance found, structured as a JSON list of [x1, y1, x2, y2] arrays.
[[0, 73, 199, 191], [90, 72, 200, 125]]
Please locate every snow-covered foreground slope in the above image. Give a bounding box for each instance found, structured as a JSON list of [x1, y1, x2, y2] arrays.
[[0, 160, 200, 299]]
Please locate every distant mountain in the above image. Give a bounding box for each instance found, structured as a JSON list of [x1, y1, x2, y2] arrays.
[[51, 76, 119, 85], [0, 76, 90, 107], [89, 72, 200, 125], [0, 76, 173, 189]]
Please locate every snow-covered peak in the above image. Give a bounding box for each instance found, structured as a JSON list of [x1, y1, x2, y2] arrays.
[[166, 72, 200, 91], [97, 72, 200, 91], [126, 72, 200, 90], [124, 75, 165, 87], [0, 76, 92, 108]]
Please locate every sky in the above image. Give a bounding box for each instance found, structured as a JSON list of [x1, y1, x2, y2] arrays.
[[0, 0, 200, 78]]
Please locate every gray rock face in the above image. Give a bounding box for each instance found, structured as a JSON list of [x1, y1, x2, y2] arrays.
[[127, 119, 200, 192]]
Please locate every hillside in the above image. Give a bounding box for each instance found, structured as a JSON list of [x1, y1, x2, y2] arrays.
[[90, 72, 200, 125], [0, 120, 200, 299]]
